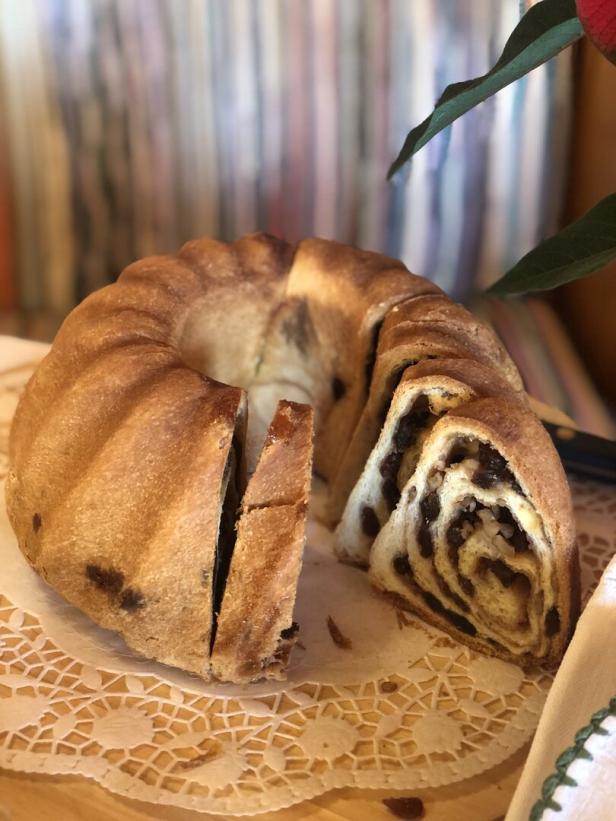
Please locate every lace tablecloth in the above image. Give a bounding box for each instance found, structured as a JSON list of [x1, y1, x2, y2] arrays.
[[0, 337, 614, 816]]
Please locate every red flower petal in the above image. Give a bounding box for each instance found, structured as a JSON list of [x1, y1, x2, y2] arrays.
[[576, 0, 616, 64]]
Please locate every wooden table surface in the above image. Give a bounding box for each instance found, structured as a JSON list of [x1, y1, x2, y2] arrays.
[[0, 749, 525, 821]]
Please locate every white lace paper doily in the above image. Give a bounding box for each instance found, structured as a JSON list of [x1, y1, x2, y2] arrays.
[[0, 350, 614, 816]]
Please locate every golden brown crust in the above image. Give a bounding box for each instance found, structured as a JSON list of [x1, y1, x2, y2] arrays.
[[242, 401, 314, 509], [396, 357, 524, 399], [381, 294, 524, 393], [176, 233, 293, 388], [210, 400, 313, 682]]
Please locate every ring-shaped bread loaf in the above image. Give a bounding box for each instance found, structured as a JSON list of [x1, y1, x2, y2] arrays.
[[6, 234, 578, 678]]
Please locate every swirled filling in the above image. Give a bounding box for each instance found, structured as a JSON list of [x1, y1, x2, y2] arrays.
[[359, 391, 464, 540], [390, 437, 558, 658]]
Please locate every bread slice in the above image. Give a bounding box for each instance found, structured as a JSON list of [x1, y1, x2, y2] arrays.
[[369, 397, 580, 667], [210, 400, 314, 682], [334, 359, 521, 567], [327, 311, 525, 525]]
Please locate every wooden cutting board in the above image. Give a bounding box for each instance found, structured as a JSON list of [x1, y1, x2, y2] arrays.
[[0, 749, 525, 821]]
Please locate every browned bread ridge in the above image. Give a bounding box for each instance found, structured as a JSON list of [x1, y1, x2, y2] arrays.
[[211, 400, 313, 682], [369, 397, 579, 667]]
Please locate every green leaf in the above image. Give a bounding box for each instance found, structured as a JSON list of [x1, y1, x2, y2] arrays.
[[387, 0, 583, 179], [487, 194, 616, 296]]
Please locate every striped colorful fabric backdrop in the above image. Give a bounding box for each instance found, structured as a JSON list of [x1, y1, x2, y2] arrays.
[[0, 0, 572, 314], [472, 297, 616, 439]]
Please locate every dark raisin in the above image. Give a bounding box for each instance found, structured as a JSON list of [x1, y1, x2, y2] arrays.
[[472, 467, 498, 489], [394, 412, 418, 450], [419, 588, 477, 636], [459, 576, 475, 597], [488, 559, 516, 588], [382, 796, 425, 819], [447, 450, 465, 465], [473, 442, 515, 488], [444, 609, 477, 636], [32, 513, 42, 533], [332, 376, 346, 401], [86, 564, 124, 594], [280, 621, 299, 640], [379, 451, 402, 480], [382, 477, 401, 512], [510, 528, 529, 553], [380, 681, 398, 693], [494, 507, 529, 552], [447, 523, 465, 550], [497, 506, 512, 523], [360, 505, 381, 538], [420, 492, 440, 523], [119, 588, 145, 611], [410, 393, 430, 415], [545, 606, 560, 636], [417, 522, 434, 558], [478, 442, 507, 472], [393, 396, 431, 450], [422, 590, 444, 614], [393, 554, 412, 576]]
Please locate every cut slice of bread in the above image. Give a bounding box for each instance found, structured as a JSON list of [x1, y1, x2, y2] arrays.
[[328, 312, 525, 525], [334, 358, 520, 567], [210, 400, 314, 682], [369, 397, 579, 667]]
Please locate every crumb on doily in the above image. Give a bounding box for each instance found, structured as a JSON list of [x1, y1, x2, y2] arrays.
[[396, 609, 413, 629], [326, 615, 352, 649]]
